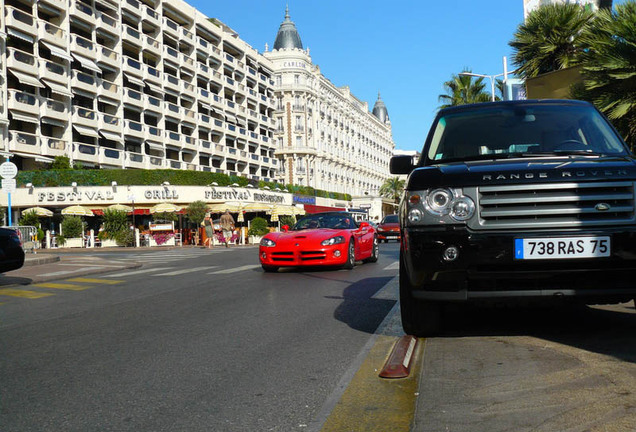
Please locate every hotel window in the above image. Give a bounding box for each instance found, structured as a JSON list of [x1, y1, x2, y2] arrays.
[[294, 74, 300, 85]]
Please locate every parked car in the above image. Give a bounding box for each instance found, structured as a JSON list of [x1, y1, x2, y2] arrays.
[[391, 99, 636, 336], [377, 214, 400, 242], [0, 228, 25, 273], [258, 211, 378, 272]]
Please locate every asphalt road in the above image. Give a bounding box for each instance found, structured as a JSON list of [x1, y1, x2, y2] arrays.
[[0, 244, 401, 432]]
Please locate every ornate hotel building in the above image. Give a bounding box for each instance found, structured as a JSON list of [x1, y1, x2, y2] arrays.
[[0, 0, 278, 181], [264, 9, 394, 196]]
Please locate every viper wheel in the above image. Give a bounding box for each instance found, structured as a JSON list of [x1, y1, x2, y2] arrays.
[[363, 236, 379, 263], [399, 254, 443, 336], [261, 265, 279, 273], [343, 240, 355, 269]]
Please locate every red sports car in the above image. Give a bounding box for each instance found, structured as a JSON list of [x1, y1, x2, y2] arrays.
[[259, 212, 379, 272], [377, 214, 401, 243]]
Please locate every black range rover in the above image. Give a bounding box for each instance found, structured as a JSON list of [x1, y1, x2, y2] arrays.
[[391, 99, 636, 336]]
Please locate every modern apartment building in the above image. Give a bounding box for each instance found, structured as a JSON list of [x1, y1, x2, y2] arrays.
[[1, 0, 278, 182], [264, 8, 395, 197]]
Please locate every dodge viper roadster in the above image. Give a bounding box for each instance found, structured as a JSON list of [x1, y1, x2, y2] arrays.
[[259, 212, 378, 272]]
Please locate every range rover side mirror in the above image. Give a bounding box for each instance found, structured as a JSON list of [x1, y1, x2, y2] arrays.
[[390, 155, 415, 175]]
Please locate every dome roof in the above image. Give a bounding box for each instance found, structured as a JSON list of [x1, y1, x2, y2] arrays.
[[273, 6, 303, 50], [372, 93, 390, 124]]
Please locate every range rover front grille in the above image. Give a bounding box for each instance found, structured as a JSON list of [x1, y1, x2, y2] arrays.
[[473, 181, 636, 230]]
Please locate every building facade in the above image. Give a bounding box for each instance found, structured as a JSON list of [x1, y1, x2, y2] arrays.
[[1, 0, 279, 182], [264, 8, 395, 197]]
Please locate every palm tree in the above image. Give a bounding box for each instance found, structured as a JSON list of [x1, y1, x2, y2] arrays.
[[438, 71, 492, 109], [509, 3, 594, 79], [379, 177, 405, 204], [573, 3, 636, 149]]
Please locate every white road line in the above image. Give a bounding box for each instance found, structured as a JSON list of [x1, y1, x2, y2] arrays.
[[103, 267, 174, 277], [382, 261, 399, 271], [154, 266, 217, 276], [38, 267, 102, 277], [207, 264, 260, 274], [58, 263, 128, 268]]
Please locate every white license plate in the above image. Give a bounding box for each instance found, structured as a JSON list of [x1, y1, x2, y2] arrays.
[[514, 236, 610, 260]]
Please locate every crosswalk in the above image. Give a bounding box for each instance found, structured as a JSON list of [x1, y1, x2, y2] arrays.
[[0, 258, 399, 304]]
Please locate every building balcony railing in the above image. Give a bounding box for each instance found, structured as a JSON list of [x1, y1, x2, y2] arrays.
[[123, 88, 142, 106], [41, 98, 68, 122], [7, 48, 37, 76], [39, 59, 68, 84], [145, 125, 162, 142], [149, 156, 165, 168], [163, 17, 179, 38], [99, 113, 122, 134], [144, 95, 162, 113], [183, 108, 196, 125], [44, 137, 68, 157], [71, 70, 97, 94], [143, 35, 161, 56], [73, 143, 99, 164], [122, 0, 142, 18], [98, 78, 119, 102], [123, 119, 144, 140], [5, 6, 37, 39], [141, 4, 160, 26], [99, 147, 122, 166], [70, 34, 96, 60], [97, 10, 119, 35], [39, 0, 65, 11], [166, 131, 183, 148], [37, 20, 66, 47], [98, 45, 120, 70], [124, 152, 146, 169], [165, 102, 183, 122], [163, 73, 180, 93], [72, 106, 98, 128], [144, 64, 162, 84], [8, 90, 38, 114], [69, 1, 95, 24], [122, 56, 143, 78], [9, 131, 41, 155], [123, 24, 142, 48]]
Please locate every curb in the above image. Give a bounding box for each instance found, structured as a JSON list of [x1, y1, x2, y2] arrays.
[[23, 255, 61, 266]]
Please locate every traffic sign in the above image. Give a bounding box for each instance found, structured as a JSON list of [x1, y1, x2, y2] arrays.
[[2, 178, 16, 193], [0, 161, 18, 179]]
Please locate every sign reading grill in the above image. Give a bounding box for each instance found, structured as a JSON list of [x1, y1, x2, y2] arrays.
[[515, 236, 610, 260]]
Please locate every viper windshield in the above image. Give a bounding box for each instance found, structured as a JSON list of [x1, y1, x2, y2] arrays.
[[425, 103, 629, 164], [294, 213, 357, 230]]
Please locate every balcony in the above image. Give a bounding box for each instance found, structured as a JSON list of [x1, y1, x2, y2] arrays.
[[99, 113, 122, 134], [72, 106, 98, 128], [141, 4, 160, 26], [71, 2, 95, 22], [122, 0, 141, 18], [144, 95, 162, 113], [97, 46, 120, 70], [198, 88, 211, 104], [123, 87, 142, 106], [198, 113, 212, 128], [181, 27, 194, 42], [39, 59, 68, 84], [142, 35, 161, 56], [181, 54, 195, 73], [98, 79, 119, 101], [125, 152, 146, 169], [149, 156, 165, 168], [145, 125, 162, 142], [183, 108, 196, 125], [165, 102, 183, 121], [162, 17, 179, 39], [9, 131, 41, 155], [162, 46, 180, 66], [211, 70, 223, 86], [99, 147, 122, 167], [122, 56, 143, 78], [97, 11, 119, 35], [183, 135, 197, 152], [38, 21, 66, 47], [124, 119, 144, 139], [122, 24, 142, 48], [164, 73, 180, 93], [144, 64, 162, 84], [8, 90, 38, 115], [73, 143, 99, 164], [70, 34, 96, 60], [211, 94, 223, 109], [44, 138, 68, 158], [168, 160, 182, 170], [41, 98, 68, 122], [166, 131, 183, 148], [39, 0, 65, 10], [5, 6, 37, 40], [7, 48, 37, 75], [181, 81, 196, 99]]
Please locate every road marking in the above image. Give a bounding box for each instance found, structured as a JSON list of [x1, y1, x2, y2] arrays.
[[65, 278, 124, 285], [33, 283, 91, 291], [382, 262, 399, 271], [103, 268, 173, 277], [38, 267, 101, 277], [59, 263, 126, 268], [154, 266, 218, 276], [0, 288, 54, 299], [207, 264, 260, 274], [318, 335, 423, 432]]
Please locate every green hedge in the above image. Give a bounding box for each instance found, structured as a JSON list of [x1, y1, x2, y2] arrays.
[[17, 169, 352, 201]]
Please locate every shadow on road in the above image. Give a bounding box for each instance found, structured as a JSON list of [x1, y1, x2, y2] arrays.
[[0, 275, 33, 286], [442, 301, 636, 364], [331, 276, 396, 334]]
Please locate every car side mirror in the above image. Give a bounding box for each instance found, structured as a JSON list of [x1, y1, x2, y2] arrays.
[[282, 225, 289, 232], [390, 155, 415, 175]]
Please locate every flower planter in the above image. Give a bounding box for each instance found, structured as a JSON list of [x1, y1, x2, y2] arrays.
[[249, 235, 262, 245], [62, 237, 83, 248], [100, 239, 118, 248]]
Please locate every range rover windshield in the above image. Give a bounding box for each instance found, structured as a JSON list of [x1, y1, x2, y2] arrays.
[[425, 103, 629, 164]]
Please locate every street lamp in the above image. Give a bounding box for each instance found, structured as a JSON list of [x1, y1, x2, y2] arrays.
[[458, 71, 505, 102]]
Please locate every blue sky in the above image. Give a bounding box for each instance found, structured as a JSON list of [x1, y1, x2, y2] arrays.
[[185, 1, 612, 152]]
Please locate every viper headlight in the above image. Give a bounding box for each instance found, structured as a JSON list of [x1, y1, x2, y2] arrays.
[[260, 238, 276, 247], [322, 236, 345, 246]]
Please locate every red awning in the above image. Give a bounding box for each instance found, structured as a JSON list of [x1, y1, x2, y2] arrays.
[[91, 208, 150, 216], [303, 204, 346, 214]]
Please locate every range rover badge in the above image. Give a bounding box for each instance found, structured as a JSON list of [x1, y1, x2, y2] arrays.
[[595, 203, 611, 212]]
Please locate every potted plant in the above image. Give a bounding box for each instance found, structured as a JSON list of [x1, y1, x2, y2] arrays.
[[247, 217, 270, 244], [58, 216, 84, 248]]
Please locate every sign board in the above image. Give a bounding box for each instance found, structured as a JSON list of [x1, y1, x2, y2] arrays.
[[2, 178, 16, 193], [0, 161, 18, 179]]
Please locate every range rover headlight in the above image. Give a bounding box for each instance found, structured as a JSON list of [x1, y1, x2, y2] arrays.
[[425, 188, 453, 216], [450, 196, 475, 221], [408, 208, 422, 223]]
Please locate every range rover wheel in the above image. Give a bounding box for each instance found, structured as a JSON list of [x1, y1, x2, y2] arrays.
[[363, 236, 379, 263], [262, 265, 279, 273], [343, 240, 355, 269], [399, 255, 442, 336]]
